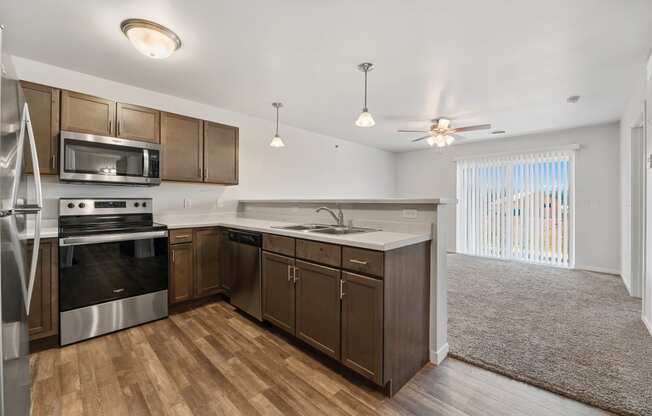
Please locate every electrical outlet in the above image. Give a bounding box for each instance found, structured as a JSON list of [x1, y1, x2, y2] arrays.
[[402, 209, 418, 219], [217, 199, 225, 208], [184, 198, 192, 209]]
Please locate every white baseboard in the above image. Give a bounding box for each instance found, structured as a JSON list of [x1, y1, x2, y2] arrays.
[[574, 265, 621, 276], [643, 315, 652, 337], [430, 343, 449, 365]]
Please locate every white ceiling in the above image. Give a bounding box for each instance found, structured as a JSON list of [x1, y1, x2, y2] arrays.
[[1, 0, 651, 152]]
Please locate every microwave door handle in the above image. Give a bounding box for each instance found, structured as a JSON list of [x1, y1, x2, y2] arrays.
[[143, 149, 149, 178]]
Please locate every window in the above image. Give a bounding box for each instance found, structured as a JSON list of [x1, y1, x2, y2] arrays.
[[456, 150, 574, 267]]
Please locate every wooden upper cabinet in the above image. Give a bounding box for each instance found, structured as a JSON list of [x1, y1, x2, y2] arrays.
[[203, 121, 238, 185], [294, 260, 341, 360], [61, 90, 115, 136], [194, 228, 222, 298], [21, 81, 60, 175], [341, 271, 383, 385], [116, 102, 160, 143], [161, 112, 203, 182]]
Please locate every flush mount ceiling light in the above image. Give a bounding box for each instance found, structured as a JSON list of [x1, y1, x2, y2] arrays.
[[355, 63, 375, 127], [269, 102, 285, 148], [120, 19, 181, 59]]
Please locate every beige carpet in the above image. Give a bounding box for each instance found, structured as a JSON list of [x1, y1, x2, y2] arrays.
[[447, 254, 652, 416]]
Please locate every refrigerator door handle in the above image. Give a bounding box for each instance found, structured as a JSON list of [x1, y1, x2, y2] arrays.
[[24, 211, 41, 315], [13, 102, 43, 315]]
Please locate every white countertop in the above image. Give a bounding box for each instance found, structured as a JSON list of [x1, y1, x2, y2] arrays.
[[158, 215, 431, 251], [27, 215, 432, 251], [238, 197, 456, 205]]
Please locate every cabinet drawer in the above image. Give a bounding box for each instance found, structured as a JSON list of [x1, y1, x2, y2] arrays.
[[263, 234, 295, 257], [296, 239, 341, 268], [342, 246, 384, 278], [169, 229, 193, 244]]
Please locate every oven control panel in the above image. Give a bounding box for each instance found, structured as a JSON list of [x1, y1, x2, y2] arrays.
[[60, 198, 152, 216]]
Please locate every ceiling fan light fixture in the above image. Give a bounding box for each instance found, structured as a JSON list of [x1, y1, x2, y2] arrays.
[[437, 118, 451, 129], [120, 19, 181, 59], [426, 136, 436, 147], [355, 63, 375, 128], [445, 135, 455, 145], [270, 102, 285, 148]]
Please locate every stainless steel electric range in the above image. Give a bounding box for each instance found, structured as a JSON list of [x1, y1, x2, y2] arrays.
[[58, 198, 168, 345]]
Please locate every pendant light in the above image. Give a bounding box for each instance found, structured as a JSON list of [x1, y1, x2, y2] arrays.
[[355, 63, 375, 127], [269, 102, 285, 148], [121, 19, 181, 59]]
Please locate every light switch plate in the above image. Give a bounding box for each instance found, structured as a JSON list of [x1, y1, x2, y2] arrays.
[[402, 209, 418, 219], [184, 198, 192, 209]]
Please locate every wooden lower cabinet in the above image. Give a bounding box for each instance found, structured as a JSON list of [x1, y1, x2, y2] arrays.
[[28, 239, 58, 341], [169, 242, 194, 304], [194, 228, 222, 297], [262, 252, 295, 334], [341, 271, 383, 384], [295, 260, 341, 360]]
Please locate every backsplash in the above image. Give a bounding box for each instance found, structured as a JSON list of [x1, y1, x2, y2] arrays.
[[238, 202, 437, 234]]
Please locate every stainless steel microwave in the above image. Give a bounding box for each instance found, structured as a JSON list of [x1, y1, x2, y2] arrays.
[[59, 131, 161, 186]]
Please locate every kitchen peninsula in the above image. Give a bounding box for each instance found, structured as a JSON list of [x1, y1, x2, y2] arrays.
[[30, 197, 453, 396]]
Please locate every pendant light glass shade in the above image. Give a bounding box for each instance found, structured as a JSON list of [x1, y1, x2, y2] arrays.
[[269, 102, 285, 148], [355, 63, 375, 128], [355, 110, 376, 127], [121, 19, 181, 59], [269, 134, 285, 148]]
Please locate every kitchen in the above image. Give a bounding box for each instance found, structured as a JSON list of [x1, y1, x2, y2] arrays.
[[2, 1, 643, 415], [0, 15, 454, 414]]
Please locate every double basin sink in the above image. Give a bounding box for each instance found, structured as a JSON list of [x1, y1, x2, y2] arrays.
[[272, 223, 378, 235]]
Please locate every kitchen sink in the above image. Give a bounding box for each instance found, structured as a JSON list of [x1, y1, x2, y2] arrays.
[[308, 226, 377, 235], [272, 223, 331, 231]]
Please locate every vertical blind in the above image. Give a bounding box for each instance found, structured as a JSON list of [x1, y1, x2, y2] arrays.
[[456, 150, 574, 267]]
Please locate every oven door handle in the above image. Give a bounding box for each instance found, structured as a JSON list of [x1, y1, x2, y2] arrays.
[[59, 230, 168, 246]]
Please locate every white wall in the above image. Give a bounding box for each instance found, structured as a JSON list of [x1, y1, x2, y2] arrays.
[[395, 123, 621, 274], [12, 56, 396, 219], [619, 69, 647, 295]]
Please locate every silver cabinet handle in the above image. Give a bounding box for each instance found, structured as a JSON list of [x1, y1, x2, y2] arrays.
[[108, 119, 112, 134], [349, 259, 368, 265], [51, 154, 56, 169], [293, 267, 299, 283], [287, 264, 292, 282], [172, 250, 176, 263], [174, 234, 190, 239], [117, 120, 121, 136], [339, 279, 346, 299]]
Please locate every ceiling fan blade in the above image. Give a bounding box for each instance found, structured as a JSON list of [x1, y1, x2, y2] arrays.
[[453, 124, 492, 133], [398, 129, 429, 133], [411, 135, 432, 143], [451, 133, 466, 141]]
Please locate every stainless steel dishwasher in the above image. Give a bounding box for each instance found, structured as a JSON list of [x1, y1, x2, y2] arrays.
[[226, 229, 262, 320]]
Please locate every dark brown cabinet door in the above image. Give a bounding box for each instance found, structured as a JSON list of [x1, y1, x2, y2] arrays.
[[341, 272, 383, 384], [28, 240, 58, 340], [116, 102, 160, 143], [295, 260, 341, 359], [61, 90, 116, 136], [203, 121, 238, 184], [169, 243, 194, 304], [194, 228, 222, 298], [220, 229, 235, 294], [262, 252, 296, 335], [161, 112, 203, 182], [21, 81, 60, 175]]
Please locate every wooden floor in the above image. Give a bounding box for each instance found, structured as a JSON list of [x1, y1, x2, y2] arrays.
[[30, 299, 614, 416]]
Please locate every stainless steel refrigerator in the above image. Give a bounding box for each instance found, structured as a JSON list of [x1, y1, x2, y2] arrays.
[[0, 25, 43, 416]]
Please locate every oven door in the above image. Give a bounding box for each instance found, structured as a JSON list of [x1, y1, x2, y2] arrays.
[[59, 130, 161, 185], [58, 231, 168, 312]]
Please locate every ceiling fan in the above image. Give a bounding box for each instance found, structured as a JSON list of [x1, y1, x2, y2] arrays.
[[398, 118, 491, 147]]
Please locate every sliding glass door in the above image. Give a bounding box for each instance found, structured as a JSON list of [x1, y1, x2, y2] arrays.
[[456, 150, 574, 267]]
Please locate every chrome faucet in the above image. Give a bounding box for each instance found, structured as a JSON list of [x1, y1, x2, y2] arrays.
[[316, 206, 344, 227]]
